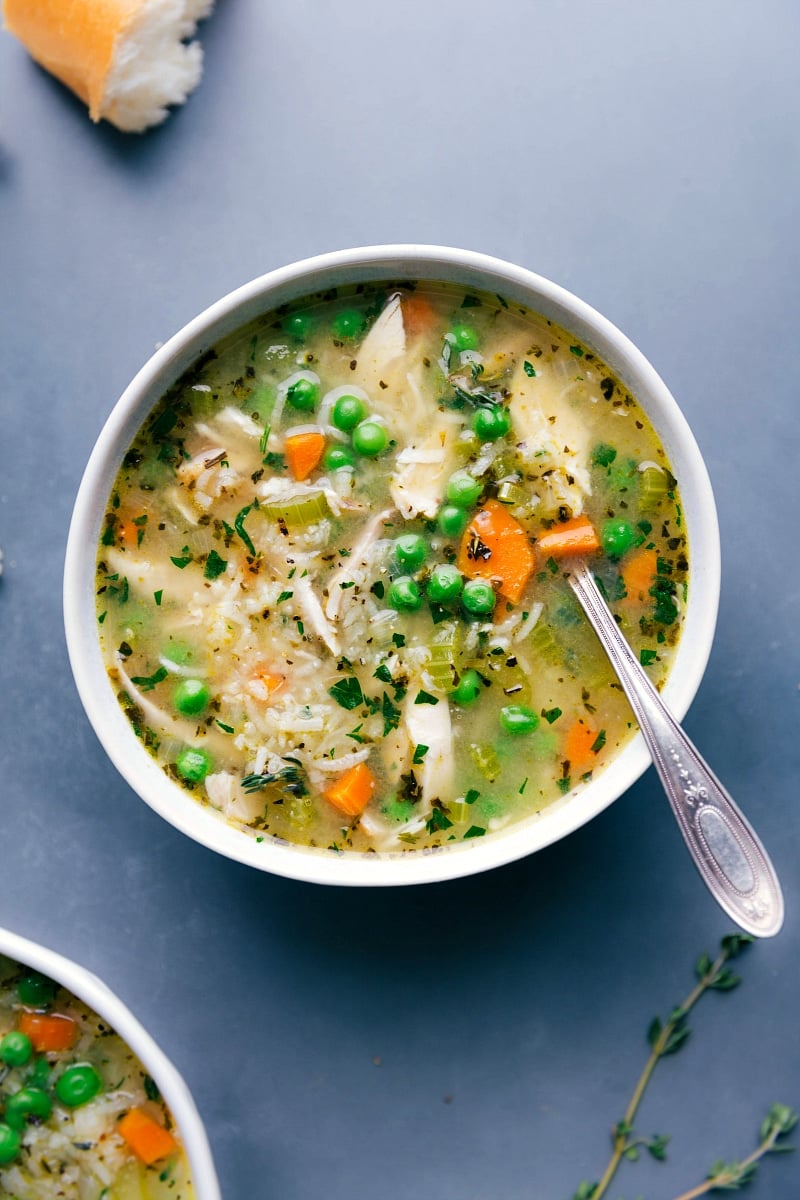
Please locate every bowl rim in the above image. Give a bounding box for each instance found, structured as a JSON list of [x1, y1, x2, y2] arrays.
[[63, 243, 721, 886], [0, 925, 221, 1198]]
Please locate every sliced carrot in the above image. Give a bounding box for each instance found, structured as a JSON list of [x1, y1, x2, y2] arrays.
[[285, 432, 325, 481], [620, 548, 658, 604], [325, 762, 376, 817], [563, 720, 600, 770], [253, 667, 287, 700], [401, 294, 437, 337], [534, 515, 600, 561], [457, 500, 535, 604], [118, 1107, 178, 1165], [18, 1011, 77, 1053]]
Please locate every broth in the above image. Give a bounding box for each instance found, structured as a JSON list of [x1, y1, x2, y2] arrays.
[[96, 282, 687, 853]]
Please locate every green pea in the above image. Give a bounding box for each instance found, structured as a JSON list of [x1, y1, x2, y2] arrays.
[[445, 471, 482, 508], [17, 973, 56, 1009], [472, 405, 511, 442], [0, 1123, 21, 1165], [461, 579, 496, 617], [388, 576, 422, 611], [601, 518, 636, 560], [437, 504, 470, 539], [499, 705, 540, 735], [427, 564, 464, 604], [4, 1087, 52, 1130], [352, 420, 388, 458], [55, 1064, 102, 1109], [393, 533, 427, 573], [449, 324, 479, 352], [0, 1032, 32, 1068], [173, 678, 210, 716], [282, 312, 314, 341], [451, 668, 482, 706], [332, 309, 366, 340], [176, 747, 212, 783], [322, 445, 356, 471], [286, 377, 320, 412], [331, 394, 367, 431]]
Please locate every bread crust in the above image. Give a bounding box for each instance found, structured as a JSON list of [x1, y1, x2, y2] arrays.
[[4, 0, 142, 121]]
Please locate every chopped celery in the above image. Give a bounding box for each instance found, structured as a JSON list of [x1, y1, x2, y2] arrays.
[[639, 466, 669, 511], [526, 619, 561, 664], [261, 490, 330, 527], [470, 742, 501, 781], [446, 797, 470, 823], [426, 621, 462, 690], [454, 431, 480, 459], [286, 796, 315, 826], [496, 480, 529, 508]]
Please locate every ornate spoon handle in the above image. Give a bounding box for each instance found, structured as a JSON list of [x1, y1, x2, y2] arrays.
[[568, 559, 784, 937]]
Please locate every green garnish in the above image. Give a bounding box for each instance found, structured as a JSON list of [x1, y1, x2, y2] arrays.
[[204, 550, 228, 580], [328, 677, 365, 711], [130, 667, 168, 691]]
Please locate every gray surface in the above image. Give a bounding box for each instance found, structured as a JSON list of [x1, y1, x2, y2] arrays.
[[1, 2, 798, 1197]]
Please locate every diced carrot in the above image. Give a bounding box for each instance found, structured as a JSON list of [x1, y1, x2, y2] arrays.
[[117, 519, 140, 547], [401, 294, 437, 337], [118, 1107, 178, 1165], [285, 432, 325, 481], [534, 515, 600, 561], [247, 667, 285, 703], [457, 500, 535, 604], [620, 548, 658, 604], [18, 1011, 77, 1053], [563, 720, 600, 770], [325, 762, 376, 817]]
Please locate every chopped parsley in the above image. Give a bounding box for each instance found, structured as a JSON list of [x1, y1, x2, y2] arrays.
[[130, 666, 168, 691], [204, 550, 228, 580], [412, 744, 429, 764], [328, 676, 365, 711], [414, 690, 439, 706]]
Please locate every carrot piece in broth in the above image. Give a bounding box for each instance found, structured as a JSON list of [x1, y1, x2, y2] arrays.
[[118, 1107, 178, 1164], [620, 548, 658, 604], [325, 762, 376, 817], [285, 431, 325, 481], [534, 515, 600, 561], [457, 500, 535, 605], [18, 1011, 77, 1052], [563, 720, 600, 770]]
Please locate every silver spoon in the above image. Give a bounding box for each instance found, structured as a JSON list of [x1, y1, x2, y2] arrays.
[[566, 558, 784, 937]]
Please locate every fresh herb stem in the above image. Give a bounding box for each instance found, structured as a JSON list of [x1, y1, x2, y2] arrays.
[[582, 934, 755, 1200], [671, 1104, 797, 1199]]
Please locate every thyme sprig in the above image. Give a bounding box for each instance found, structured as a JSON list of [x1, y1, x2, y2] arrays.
[[672, 1104, 797, 1199], [572, 933, 779, 1200], [241, 756, 307, 797]]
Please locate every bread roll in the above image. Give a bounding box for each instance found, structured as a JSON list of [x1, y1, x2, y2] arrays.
[[3, 0, 214, 132]]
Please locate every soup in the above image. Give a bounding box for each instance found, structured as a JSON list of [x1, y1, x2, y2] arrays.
[[95, 282, 687, 853], [0, 956, 193, 1198]]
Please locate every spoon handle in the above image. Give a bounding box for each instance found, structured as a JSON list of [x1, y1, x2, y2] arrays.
[[568, 559, 784, 937]]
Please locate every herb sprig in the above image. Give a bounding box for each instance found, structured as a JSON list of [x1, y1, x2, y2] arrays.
[[571, 934, 796, 1200]]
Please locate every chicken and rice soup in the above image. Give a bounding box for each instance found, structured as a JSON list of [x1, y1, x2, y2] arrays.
[[96, 282, 688, 853], [0, 956, 192, 1198]]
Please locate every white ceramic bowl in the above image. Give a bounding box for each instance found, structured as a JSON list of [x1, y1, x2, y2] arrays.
[[64, 245, 720, 886], [0, 925, 221, 1198]]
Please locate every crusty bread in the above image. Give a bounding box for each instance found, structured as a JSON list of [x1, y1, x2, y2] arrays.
[[3, 0, 214, 132]]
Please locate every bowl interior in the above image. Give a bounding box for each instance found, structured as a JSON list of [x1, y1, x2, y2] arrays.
[[64, 245, 720, 885], [0, 925, 221, 1198]]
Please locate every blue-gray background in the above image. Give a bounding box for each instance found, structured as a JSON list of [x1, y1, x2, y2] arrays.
[[1, 2, 798, 1197]]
